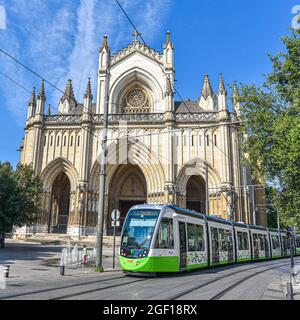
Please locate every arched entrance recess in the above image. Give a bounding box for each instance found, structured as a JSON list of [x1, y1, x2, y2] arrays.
[[186, 175, 206, 213], [108, 164, 147, 234], [49, 172, 71, 234]]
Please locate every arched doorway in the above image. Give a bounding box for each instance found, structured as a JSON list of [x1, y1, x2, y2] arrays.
[[108, 165, 147, 235], [186, 175, 206, 213], [49, 172, 71, 234]]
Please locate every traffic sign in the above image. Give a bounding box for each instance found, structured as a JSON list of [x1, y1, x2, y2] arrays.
[[112, 221, 120, 227], [111, 209, 120, 221]]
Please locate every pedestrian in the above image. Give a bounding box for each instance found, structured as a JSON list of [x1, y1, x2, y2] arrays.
[[83, 245, 88, 265]]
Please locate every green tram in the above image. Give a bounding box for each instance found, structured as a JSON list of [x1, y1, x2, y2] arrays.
[[119, 205, 300, 274]]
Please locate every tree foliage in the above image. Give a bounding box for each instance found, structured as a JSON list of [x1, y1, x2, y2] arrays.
[[0, 162, 42, 247], [238, 29, 300, 229]]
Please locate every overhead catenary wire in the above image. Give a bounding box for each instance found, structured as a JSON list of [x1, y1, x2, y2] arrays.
[[115, 0, 243, 173], [0, 13, 251, 202]]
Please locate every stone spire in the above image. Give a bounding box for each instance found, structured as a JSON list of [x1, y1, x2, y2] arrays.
[[84, 78, 93, 99], [165, 31, 172, 45], [38, 79, 46, 101], [29, 87, 36, 105], [36, 80, 46, 115], [201, 74, 214, 100], [199, 74, 216, 110], [62, 79, 75, 102], [100, 34, 109, 52], [27, 87, 36, 120], [218, 73, 226, 95], [47, 104, 51, 116], [218, 73, 228, 111], [58, 79, 77, 113]]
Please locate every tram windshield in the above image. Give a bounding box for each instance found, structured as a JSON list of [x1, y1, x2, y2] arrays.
[[121, 209, 160, 253]]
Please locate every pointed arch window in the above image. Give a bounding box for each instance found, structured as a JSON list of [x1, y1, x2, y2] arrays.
[[206, 135, 210, 146]]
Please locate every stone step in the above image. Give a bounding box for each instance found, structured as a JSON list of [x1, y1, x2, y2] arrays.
[[14, 233, 120, 247]]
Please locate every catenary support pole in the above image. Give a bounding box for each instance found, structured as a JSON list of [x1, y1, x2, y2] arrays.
[[205, 164, 209, 215], [95, 97, 109, 271], [251, 186, 256, 225]]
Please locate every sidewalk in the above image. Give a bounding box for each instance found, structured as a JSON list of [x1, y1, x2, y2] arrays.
[[0, 239, 121, 298]]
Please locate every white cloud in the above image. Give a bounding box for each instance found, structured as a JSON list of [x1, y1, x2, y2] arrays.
[[0, 0, 171, 126]]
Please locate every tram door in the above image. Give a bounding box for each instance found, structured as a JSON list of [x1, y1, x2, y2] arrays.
[[253, 234, 259, 259], [227, 231, 234, 262], [179, 222, 187, 270], [211, 228, 219, 264], [264, 235, 270, 258]]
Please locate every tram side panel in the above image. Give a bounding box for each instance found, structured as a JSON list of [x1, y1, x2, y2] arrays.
[[249, 228, 271, 261], [268, 231, 281, 259], [280, 231, 290, 257], [234, 226, 252, 262], [149, 210, 179, 272], [207, 220, 235, 266], [185, 216, 209, 271]]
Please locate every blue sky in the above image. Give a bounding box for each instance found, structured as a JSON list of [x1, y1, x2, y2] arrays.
[[0, 0, 298, 166]]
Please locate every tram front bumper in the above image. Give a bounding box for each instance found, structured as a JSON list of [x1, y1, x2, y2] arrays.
[[119, 256, 179, 273]]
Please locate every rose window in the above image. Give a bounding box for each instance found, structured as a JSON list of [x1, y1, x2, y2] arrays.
[[123, 87, 150, 113]]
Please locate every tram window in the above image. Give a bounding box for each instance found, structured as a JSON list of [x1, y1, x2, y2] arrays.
[[272, 235, 279, 249], [187, 224, 196, 251], [253, 234, 259, 249], [196, 224, 205, 251], [258, 235, 264, 250], [237, 231, 249, 250], [219, 229, 228, 251], [187, 224, 205, 252], [155, 218, 174, 249]]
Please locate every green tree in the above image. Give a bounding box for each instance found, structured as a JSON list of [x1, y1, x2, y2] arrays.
[[237, 29, 300, 229], [0, 163, 42, 248]]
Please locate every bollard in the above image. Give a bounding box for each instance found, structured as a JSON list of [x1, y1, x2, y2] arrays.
[[4, 266, 9, 278], [60, 264, 65, 276], [286, 281, 294, 300]]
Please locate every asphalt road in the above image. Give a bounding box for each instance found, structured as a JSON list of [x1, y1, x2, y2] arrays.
[[0, 241, 299, 300]]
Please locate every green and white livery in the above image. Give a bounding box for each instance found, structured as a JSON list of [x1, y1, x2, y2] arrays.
[[119, 205, 300, 274]]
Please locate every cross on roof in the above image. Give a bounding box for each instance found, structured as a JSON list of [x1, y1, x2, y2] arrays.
[[132, 30, 142, 41]]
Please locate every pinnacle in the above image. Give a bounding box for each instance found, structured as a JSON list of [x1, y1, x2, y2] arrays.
[[100, 34, 109, 51], [38, 80, 46, 100], [29, 87, 36, 104], [62, 79, 75, 101], [218, 73, 226, 95], [84, 78, 93, 99], [201, 74, 214, 100]]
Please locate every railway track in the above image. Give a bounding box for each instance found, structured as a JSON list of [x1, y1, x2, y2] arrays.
[[0, 273, 126, 300], [2, 257, 298, 300], [209, 263, 288, 300], [169, 258, 297, 300]]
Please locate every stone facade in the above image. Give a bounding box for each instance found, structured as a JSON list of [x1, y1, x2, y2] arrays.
[[19, 32, 267, 236]]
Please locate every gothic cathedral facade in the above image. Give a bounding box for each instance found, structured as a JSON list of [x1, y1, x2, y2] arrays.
[[19, 32, 267, 236]]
